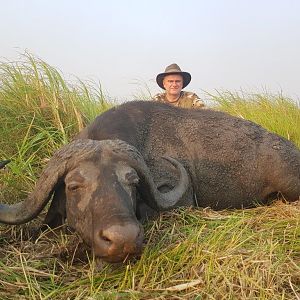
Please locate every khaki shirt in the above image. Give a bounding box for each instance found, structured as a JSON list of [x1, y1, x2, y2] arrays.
[[153, 91, 205, 109], [153, 91, 205, 108]]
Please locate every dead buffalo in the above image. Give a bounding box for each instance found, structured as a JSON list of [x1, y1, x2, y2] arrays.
[[0, 101, 299, 262]]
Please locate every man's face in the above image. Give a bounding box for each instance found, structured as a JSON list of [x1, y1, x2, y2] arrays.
[[163, 74, 183, 96]]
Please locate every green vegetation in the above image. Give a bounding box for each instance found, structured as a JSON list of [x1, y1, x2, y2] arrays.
[[210, 90, 300, 147], [0, 55, 299, 299], [0, 53, 112, 202]]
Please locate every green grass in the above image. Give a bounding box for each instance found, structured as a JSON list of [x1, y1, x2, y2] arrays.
[[209, 90, 300, 147], [0, 54, 300, 299], [0, 53, 112, 202]]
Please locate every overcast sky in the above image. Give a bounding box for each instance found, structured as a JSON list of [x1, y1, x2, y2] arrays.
[[1, 1, 300, 103]]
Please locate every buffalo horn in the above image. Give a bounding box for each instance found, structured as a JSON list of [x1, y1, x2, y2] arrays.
[[113, 141, 190, 210], [0, 141, 91, 224]]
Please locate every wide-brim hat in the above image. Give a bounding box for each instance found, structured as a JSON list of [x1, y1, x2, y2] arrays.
[[156, 63, 191, 90]]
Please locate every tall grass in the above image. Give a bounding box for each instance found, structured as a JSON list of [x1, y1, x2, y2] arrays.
[[0, 55, 300, 299], [209, 90, 300, 147], [0, 53, 111, 200]]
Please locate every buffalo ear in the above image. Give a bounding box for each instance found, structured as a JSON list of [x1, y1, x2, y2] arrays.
[[125, 170, 139, 185], [116, 165, 139, 186]]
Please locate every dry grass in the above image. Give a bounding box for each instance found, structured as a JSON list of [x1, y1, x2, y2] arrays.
[[0, 201, 299, 299]]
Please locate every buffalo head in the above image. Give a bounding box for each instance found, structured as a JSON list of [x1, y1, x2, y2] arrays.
[[0, 139, 189, 262]]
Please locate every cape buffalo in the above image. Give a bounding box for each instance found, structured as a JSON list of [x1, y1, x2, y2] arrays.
[[0, 101, 299, 262]]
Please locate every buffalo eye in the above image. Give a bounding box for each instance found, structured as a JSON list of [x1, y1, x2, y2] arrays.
[[67, 183, 82, 192]]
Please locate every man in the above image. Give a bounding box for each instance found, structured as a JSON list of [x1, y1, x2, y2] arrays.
[[153, 63, 205, 109]]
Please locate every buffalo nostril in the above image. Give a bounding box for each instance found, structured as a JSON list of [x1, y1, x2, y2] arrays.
[[102, 236, 111, 242], [99, 232, 113, 244]]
